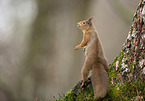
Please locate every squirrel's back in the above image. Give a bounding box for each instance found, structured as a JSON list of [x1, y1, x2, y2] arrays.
[[85, 30, 108, 71]]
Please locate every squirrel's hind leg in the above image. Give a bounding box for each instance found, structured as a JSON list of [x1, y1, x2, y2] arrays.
[[81, 58, 92, 87]]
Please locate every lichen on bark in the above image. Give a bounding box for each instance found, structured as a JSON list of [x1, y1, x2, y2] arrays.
[[109, 0, 145, 100]]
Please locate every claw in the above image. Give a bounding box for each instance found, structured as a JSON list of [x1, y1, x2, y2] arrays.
[[81, 81, 87, 88], [83, 46, 86, 52]]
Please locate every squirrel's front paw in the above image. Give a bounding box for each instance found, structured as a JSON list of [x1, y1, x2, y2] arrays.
[[74, 45, 80, 50], [83, 47, 86, 52]]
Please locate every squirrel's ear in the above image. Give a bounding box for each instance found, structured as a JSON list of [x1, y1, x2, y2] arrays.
[[88, 17, 93, 22], [87, 17, 93, 26]]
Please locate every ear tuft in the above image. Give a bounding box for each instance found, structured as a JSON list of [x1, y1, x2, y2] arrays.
[[87, 17, 93, 22], [87, 17, 94, 26]]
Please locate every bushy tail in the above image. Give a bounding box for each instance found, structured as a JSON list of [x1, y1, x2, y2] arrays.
[[91, 63, 109, 99]]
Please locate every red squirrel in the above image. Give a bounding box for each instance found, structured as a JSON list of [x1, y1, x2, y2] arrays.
[[74, 17, 109, 99]]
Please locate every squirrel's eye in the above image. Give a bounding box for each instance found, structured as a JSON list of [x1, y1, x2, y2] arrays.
[[83, 22, 86, 24]]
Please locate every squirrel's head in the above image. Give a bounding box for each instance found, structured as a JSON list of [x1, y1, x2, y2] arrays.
[[77, 17, 93, 31]]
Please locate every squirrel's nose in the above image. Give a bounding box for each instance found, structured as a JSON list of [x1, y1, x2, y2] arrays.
[[77, 24, 80, 27]]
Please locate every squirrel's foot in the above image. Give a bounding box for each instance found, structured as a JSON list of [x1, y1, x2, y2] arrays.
[[81, 78, 91, 89], [81, 81, 87, 88]]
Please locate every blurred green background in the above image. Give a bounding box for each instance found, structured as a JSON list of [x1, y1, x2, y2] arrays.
[[0, 0, 140, 100]]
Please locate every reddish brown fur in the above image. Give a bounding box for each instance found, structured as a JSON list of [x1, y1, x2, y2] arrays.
[[74, 17, 109, 99]]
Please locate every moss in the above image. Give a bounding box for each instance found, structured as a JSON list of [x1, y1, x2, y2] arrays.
[[62, 86, 94, 101], [64, 89, 73, 97]]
